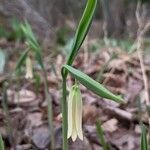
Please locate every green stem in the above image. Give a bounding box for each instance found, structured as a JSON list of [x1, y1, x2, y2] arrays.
[[96, 120, 108, 150], [43, 70, 55, 150], [62, 76, 68, 150]]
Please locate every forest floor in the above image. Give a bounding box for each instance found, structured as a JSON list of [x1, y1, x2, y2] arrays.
[[0, 35, 150, 150]]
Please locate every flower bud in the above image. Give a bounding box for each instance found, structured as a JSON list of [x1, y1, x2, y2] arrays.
[[25, 56, 33, 79], [67, 84, 83, 141]]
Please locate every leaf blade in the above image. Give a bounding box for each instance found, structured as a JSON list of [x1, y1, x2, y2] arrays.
[[141, 124, 148, 150], [63, 65, 124, 103], [21, 21, 44, 69], [0, 134, 4, 150], [67, 0, 97, 66], [0, 50, 6, 74], [15, 49, 29, 73]]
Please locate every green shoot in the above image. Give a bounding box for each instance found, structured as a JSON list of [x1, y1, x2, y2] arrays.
[[141, 124, 148, 150], [96, 120, 108, 150], [15, 49, 29, 74], [0, 134, 5, 150]]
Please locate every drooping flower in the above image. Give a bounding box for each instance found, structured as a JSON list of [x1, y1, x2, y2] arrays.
[[67, 84, 83, 141], [25, 56, 33, 79]]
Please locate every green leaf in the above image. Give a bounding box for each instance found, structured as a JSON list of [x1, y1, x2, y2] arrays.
[[15, 49, 29, 73], [0, 50, 6, 74], [63, 65, 124, 103], [21, 21, 38, 47], [0, 134, 4, 150], [141, 124, 148, 150], [67, 0, 97, 65], [33, 48, 44, 70], [21, 21, 44, 69]]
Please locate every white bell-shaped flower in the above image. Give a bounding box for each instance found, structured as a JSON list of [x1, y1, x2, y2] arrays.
[[67, 84, 83, 141], [25, 56, 33, 79]]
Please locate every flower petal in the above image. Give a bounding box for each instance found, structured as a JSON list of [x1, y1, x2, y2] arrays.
[[67, 86, 75, 139], [25, 57, 33, 79], [71, 87, 78, 141], [71, 116, 77, 141], [75, 87, 83, 140]]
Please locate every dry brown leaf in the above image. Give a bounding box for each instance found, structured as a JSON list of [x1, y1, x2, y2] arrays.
[[102, 118, 118, 133], [7, 89, 36, 105]]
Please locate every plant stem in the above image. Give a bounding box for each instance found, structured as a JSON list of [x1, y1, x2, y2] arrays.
[[43, 70, 55, 150], [96, 120, 108, 150], [62, 76, 68, 150]]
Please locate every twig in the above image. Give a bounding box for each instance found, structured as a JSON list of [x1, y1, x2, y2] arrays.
[[136, 1, 150, 127]]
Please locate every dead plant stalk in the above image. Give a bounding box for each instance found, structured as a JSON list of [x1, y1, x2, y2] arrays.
[[136, 1, 150, 127]]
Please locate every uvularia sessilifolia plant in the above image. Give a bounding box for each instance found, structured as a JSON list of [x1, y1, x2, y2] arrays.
[[61, 0, 123, 150], [15, 21, 55, 150]]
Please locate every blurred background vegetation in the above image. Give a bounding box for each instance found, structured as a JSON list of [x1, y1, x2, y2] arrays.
[[0, 0, 149, 42]]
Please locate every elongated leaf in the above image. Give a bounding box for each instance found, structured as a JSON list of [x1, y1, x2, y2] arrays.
[[15, 49, 29, 72], [0, 134, 4, 150], [33, 47, 44, 70], [0, 50, 6, 74], [67, 0, 97, 65], [21, 21, 39, 47], [63, 65, 124, 103], [141, 124, 148, 150]]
